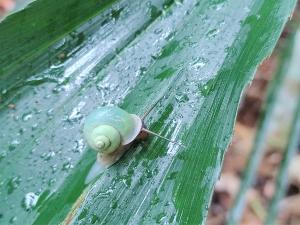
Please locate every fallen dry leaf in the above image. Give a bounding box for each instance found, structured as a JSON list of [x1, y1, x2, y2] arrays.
[[215, 173, 240, 199], [288, 155, 300, 185], [278, 194, 300, 224]]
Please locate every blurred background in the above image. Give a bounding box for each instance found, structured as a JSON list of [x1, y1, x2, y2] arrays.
[[0, 0, 32, 20]]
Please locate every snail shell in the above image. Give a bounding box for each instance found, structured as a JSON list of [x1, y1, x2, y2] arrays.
[[83, 106, 142, 163]]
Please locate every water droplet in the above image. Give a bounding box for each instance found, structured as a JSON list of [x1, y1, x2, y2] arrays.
[[165, 31, 176, 41], [23, 192, 39, 210], [46, 109, 54, 120], [154, 28, 163, 34], [211, 2, 224, 11], [198, 79, 216, 97], [90, 214, 99, 224], [73, 139, 85, 153], [244, 6, 250, 13], [9, 216, 17, 224], [0, 151, 7, 160], [145, 169, 153, 178], [62, 159, 74, 171], [7, 176, 21, 194], [149, 5, 161, 19], [22, 112, 32, 121], [51, 164, 58, 173], [121, 175, 132, 187], [151, 193, 160, 205], [166, 172, 177, 180], [169, 213, 176, 223], [42, 151, 56, 161], [219, 20, 225, 26], [48, 178, 56, 186], [155, 212, 166, 224], [110, 200, 118, 209], [206, 28, 220, 39], [191, 57, 208, 70], [32, 123, 38, 131], [8, 140, 20, 151], [67, 101, 86, 122], [175, 93, 189, 103], [98, 188, 113, 197]]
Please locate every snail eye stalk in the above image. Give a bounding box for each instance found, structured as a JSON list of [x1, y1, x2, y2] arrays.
[[142, 128, 185, 147]]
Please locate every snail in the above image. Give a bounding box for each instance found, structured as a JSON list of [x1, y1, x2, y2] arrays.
[[83, 99, 183, 183]]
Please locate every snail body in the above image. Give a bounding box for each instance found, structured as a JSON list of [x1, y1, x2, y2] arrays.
[[83, 101, 183, 183], [83, 106, 143, 167]]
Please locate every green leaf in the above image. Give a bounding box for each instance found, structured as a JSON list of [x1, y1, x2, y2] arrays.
[[0, 0, 296, 224]]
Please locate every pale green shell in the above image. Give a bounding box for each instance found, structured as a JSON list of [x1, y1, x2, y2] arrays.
[[83, 106, 142, 153], [87, 125, 121, 154]]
